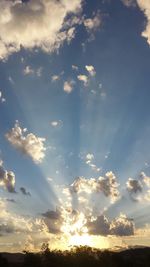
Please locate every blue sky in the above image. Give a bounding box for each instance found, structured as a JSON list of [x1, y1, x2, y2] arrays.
[[0, 0, 150, 251]]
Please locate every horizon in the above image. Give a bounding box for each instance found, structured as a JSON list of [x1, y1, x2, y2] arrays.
[[0, 0, 150, 253]]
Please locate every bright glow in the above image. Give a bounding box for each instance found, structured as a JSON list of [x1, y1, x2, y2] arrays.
[[69, 234, 92, 247]]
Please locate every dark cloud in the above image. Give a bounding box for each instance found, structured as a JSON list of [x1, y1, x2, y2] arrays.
[[6, 198, 16, 203], [20, 187, 31, 196], [0, 166, 16, 193], [87, 215, 110, 236]]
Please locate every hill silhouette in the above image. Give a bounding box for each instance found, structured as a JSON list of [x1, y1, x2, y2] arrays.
[[0, 245, 150, 267]]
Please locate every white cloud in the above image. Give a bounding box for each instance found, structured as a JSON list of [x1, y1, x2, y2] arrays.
[[77, 74, 89, 86], [85, 65, 96, 76], [0, 0, 82, 60], [85, 153, 101, 172], [86, 153, 94, 161], [23, 65, 34, 75], [5, 121, 46, 163], [64, 80, 75, 93], [50, 120, 63, 128], [70, 172, 120, 202], [51, 75, 60, 82]]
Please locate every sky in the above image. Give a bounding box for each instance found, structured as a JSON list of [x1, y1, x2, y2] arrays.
[[0, 0, 150, 252]]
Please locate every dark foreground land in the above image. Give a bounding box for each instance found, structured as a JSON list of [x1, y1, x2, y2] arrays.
[[0, 246, 150, 267]]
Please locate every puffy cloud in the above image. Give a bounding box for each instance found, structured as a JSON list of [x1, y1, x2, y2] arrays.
[[42, 209, 61, 220], [5, 121, 46, 163], [77, 74, 89, 86], [63, 80, 75, 93], [20, 187, 31, 196], [70, 172, 120, 202], [126, 178, 143, 194], [87, 214, 110, 235], [87, 213, 134, 236], [0, 0, 82, 60], [84, 12, 101, 33], [126, 173, 150, 202], [42, 209, 63, 234], [0, 165, 16, 193], [110, 213, 134, 236], [85, 65, 96, 76], [42, 206, 134, 238], [140, 172, 150, 187]]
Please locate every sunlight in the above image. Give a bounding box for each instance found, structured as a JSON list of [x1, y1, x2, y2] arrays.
[[69, 234, 92, 247]]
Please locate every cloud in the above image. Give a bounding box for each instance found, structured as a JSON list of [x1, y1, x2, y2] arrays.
[[23, 65, 34, 75], [63, 80, 75, 93], [6, 198, 16, 203], [72, 64, 79, 71], [23, 65, 42, 77], [126, 178, 143, 194], [0, 0, 82, 60], [86, 153, 94, 161], [123, 0, 150, 45], [87, 213, 134, 236], [20, 187, 31, 196], [0, 165, 16, 193], [70, 172, 120, 202], [85, 65, 96, 76], [126, 173, 150, 202], [42, 207, 134, 238], [0, 91, 6, 103], [110, 213, 134, 236], [85, 153, 101, 172], [77, 74, 89, 86], [87, 214, 110, 235], [42, 209, 63, 234], [83, 11, 101, 39], [140, 172, 150, 187], [50, 120, 63, 128], [121, 0, 137, 7], [51, 75, 60, 82], [5, 121, 46, 163]]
